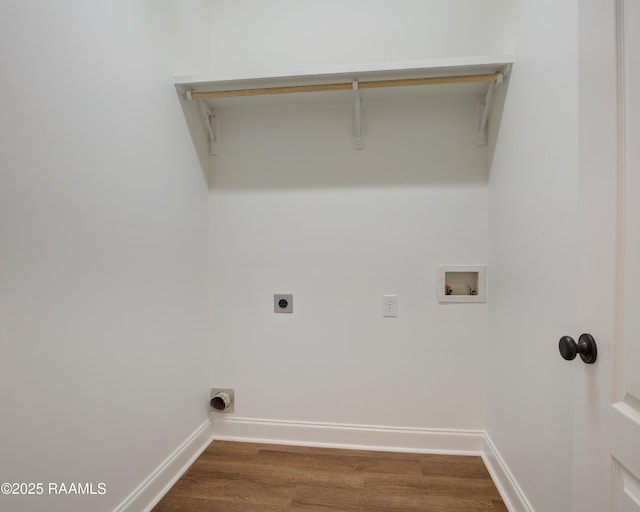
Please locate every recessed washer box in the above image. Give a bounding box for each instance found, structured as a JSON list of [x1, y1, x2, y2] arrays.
[[438, 265, 486, 303]]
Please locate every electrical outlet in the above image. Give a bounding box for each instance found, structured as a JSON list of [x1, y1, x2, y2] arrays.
[[382, 294, 398, 317], [274, 294, 293, 313]]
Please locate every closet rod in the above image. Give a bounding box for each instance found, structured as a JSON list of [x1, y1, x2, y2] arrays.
[[189, 72, 502, 100]]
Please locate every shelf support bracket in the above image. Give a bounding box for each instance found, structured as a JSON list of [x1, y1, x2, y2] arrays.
[[188, 91, 218, 156], [198, 100, 218, 156], [353, 80, 363, 150], [477, 72, 503, 146]]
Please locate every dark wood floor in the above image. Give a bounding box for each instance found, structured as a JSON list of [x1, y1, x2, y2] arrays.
[[152, 441, 508, 512]]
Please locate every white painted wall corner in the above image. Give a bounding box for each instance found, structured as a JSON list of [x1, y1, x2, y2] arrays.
[[113, 420, 214, 512], [481, 434, 535, 512]]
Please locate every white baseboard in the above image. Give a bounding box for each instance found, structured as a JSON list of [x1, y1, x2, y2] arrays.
[[211, 416, 486, 454], [211, 416, 533, 512], [114, 419, 214, 512], [481, 435, 535, 512]]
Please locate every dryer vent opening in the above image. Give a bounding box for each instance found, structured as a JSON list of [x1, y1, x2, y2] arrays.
[[210, 389, 234, 413]]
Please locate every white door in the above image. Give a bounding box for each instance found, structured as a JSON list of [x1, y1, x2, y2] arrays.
[[574, 1, 640, 511]]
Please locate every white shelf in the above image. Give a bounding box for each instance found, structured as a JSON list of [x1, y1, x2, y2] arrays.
[[174, 55, 513, 153], [174, 55, 512, 92]]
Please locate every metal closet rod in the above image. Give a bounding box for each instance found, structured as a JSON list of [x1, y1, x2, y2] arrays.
[[188, 72, 502, 100]]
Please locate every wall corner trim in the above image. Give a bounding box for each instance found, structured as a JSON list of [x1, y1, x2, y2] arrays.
[[113, 419, 214, 512], [481, 434, 535, 512]]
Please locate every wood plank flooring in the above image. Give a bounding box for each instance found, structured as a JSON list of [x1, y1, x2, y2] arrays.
[[152, 441, 508, 512]]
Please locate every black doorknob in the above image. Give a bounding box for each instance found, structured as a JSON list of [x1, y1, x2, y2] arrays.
[[558, 333, 597, 364]]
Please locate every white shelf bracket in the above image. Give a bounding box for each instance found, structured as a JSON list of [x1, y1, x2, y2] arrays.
[[477, 72, 503, 146], [353, 80, 363, 150], [189, 91, 218, 156]]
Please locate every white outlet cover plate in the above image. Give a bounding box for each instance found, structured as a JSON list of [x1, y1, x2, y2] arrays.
[[382, 294, 398, 317]]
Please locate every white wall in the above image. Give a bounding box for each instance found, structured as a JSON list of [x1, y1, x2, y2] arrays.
[[487, 1, 579, 511], [209, 99, 489, 430], [0, 1, 583, 510], [0, 1, 211, 511], [209, 0, 513, 75], [207, 2, 584, 511], [205, 0, 515, 435]]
